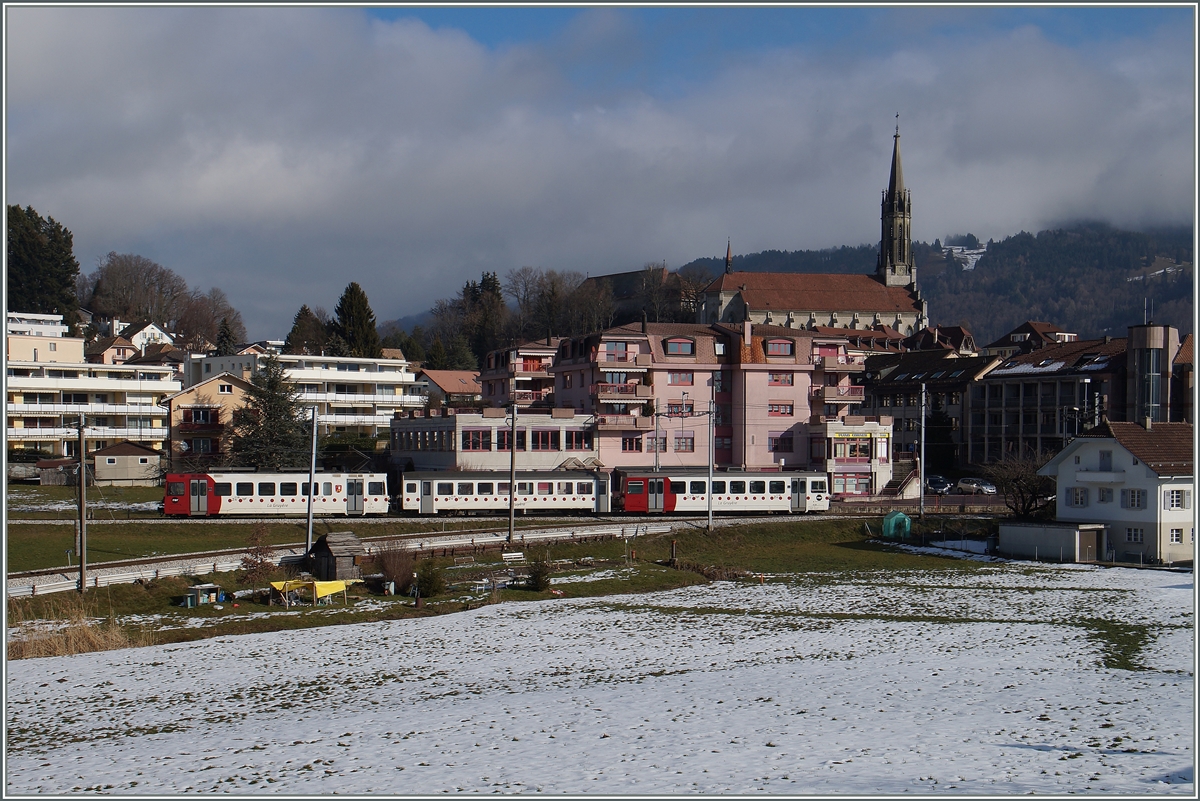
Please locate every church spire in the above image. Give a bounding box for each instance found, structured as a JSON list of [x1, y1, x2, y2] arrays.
[[724, 239, 732, 274], [877, 113, 914, 289]]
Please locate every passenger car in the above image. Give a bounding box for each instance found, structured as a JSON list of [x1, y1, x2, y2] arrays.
[[956, 477, 997, 495], [925, 475, 954, 495]]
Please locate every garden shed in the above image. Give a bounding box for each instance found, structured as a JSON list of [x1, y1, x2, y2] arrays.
[[308, 531, 367, 581]]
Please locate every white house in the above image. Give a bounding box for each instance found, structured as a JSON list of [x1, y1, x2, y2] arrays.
[[1038, 421, 1194, 565]]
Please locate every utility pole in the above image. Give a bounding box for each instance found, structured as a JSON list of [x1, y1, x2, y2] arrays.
[[708, 392, 715, 533], [77, 415, 87, 594], [919, 382, 926, 520], [305, 405, 318, 555], [507, 402, 517, 543], [653, 398, 660, 473]]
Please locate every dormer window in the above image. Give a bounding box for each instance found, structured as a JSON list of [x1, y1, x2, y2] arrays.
[[766, 340, 793, 356], [665, 338, 695, 356]]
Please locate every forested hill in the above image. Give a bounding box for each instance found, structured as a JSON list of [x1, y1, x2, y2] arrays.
[[679, 224, 1193, 344]]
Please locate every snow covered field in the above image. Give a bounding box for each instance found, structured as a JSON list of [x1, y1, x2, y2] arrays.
[[5, 562, 1194, 794]]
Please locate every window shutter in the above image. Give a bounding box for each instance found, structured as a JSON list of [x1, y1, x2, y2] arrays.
[[1120, 489, 1129, 509], [1186, 491, 1193, 510], [1082, 488, 1088, 507], [1164, 492, 1172, 510]]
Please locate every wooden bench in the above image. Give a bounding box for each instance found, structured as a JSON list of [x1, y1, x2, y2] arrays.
[[501, 551, 526, 565], [454, 556, 476, 566]]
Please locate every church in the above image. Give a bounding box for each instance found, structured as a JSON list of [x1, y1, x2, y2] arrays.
[[697, 127, 930, 336]]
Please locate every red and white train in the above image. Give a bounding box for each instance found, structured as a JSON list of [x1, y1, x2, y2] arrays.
[[163, 472, 390, 517], [164, 469, 830, 517]]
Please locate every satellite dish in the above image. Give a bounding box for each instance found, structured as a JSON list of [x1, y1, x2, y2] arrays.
[[179, 442, 190, 451]]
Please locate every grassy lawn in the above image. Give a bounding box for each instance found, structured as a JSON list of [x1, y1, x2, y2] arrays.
[[8, 515, 993, 658], [5, 484, 165, 520]]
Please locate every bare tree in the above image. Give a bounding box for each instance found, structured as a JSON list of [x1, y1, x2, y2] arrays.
[[638, 261, 673, 322], [982, 453, 1056, 518], [503, 266, 542, 341], [84, 252, 190, 325], [175, 287, 246, 352]]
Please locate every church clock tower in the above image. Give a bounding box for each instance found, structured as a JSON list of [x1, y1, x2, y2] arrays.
[[877, 122, 914, 288]]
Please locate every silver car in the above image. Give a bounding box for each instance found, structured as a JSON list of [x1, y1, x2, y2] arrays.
[[956, 477, 997, 495]]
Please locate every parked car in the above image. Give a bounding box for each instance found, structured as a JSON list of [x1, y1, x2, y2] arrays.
[[925, 475, 954, 495], [956, 477, 997, 495]]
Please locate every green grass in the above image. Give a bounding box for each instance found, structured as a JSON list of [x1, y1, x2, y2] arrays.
[[6, 484, 165, 519]]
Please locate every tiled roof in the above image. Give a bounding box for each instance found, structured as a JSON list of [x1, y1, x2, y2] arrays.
[[125, 343, 185, 364], [380, 347, 406, 361], [989, 337, 1126, 378], [983, 320, 1067, 350], [1087, 421, 1194, 477], [91, 441, 162, 457], [874, 354, 998, 386], [85, 335, 134, 355], [1174, 333, 1192, 366], [420, 370, 481, 394], [704, 271, 921, 314]]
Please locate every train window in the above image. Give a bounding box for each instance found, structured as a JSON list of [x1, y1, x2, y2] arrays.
[[406, 483, 417, 493], [711, 481, 726, 494], [557, 482, 572, 494], [258, 482, 276, 496], [236, 482, 254, 496], [769, 481, 785, 494], [477, 482, 494, 495], [280, 482, 298, 496], [596, 481, 606, 495], [214, 483, 232, 496], [518, 482, 533, 495], [368, 482, 385, 495], [457, 483, 474, 495], [323, 482, 333, 496], [749, 481, 765, 494], [498, 482, 511, 494], [627, 481, 645, 495], [301, 483, 311, 496], [730, 480, 746, 494], [669, 481, 685, 494], [577, 482, 593, 494], [437, 482, 454, 495], [690, 481, 706, 494], [811, 480, 828, 493], [167, 481, 185, 496], [537, 482, 554, 495]]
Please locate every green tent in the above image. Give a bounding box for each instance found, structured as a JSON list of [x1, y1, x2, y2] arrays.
[[881, 511, 911, 541]]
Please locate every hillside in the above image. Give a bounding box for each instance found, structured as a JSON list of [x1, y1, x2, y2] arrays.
[[679, 224, 1193, 343]]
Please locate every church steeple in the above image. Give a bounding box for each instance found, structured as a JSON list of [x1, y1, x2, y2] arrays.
[[724, 239, 732, 274], [877, 116, 914, 289]]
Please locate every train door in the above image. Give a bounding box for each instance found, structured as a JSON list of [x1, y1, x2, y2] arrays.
[[345, 477, 365, 515], [791, 477, 807, 513], [189, 478, 208, 516], [594, 477, 610, 513], [420, 481, 434, 514], [647, 478, 665, 512]]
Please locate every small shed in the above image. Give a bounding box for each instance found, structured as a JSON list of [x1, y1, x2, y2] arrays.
[[308, 531, 367, 581], [881, 511, 912, 541], [91, 441, 161, 486]]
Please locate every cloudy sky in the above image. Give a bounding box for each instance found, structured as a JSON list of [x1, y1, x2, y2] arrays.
[[5, 6, 1195, 340]]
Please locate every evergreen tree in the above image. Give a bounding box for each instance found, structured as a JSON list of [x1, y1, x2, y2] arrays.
[[446, 334, 479, 370], [332, 282, 381, 358], [425, 338, 449, 369], [7, 205, 81, 325], [284, 305, 327, 355], [324, 331, 352, 357], [228, 355, 309, 470], [215, 317, 238, 356]]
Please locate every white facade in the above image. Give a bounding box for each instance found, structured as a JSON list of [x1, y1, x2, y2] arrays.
[[7, 312, 70, 338], [119, 321, 174, 352], [187, 351, 424, 437], [1040, 430, 1194, 565]]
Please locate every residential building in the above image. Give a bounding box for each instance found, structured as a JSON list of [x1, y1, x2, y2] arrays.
[[1170, 333, 1192, 423], [159, 371, 255, 470], [419, 369, 483, 408], [982, 321, 1078, 359], [186, 350, 424, 438], [6, 314, 180, 457], [479, 338, 560, 408], [117, 320, 174, 353], [1124, 323, 1179, 425], [902, 325, 978, 355], [85, 335, 138, 365], [7, 311, 70, 338], [861, 351, 1001, 464], [1039, 421, 1194, 565], [125, 343, 188, 381], [965, 335, 1128, 464], [697, 129, 928, 336], [389, 407, 599, 472]]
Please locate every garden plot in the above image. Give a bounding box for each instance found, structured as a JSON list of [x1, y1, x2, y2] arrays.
[[5, 563, 1193, 795]]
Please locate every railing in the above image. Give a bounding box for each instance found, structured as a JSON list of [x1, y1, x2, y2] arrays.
[[7, 427, 167, 440], [596, 414, 652, 429], [7, 403, 168, 416], [817, 355, 866, 370], [178, 422, 224, 432], [813, 386, 865, 402], [297, 392, 424, 404], [7, 561, 245, 598], [596, 353, 638, 363], [590, 382, 641, 396], [511, 389, 551, 402]]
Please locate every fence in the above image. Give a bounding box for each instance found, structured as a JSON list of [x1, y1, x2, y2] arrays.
[[7, 561, 244, 598]]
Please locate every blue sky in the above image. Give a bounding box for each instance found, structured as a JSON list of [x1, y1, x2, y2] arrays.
[[5, 5, 1195, 339]]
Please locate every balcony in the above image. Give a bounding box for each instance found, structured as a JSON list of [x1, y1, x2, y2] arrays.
[[178, 422, 224, 432], [297, 391, 424, 405], [817, 355, 866, 372], [590, 382, 653, 400], [7, 402, 168, 416], [1074, 469, 1126, 483], [594, 353, 652, 367], [812, 385, 865, 403], [596, 414, 654, 431], [7, 427, 167, 441], [511, 389, 552, 404]]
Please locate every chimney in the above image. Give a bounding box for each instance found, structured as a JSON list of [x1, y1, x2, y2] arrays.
[[1143, 416, 1152, 431], [641, 310, 647, 334], [743, 317, 751, 344]]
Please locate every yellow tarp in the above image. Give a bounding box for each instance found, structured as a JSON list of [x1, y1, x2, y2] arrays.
[[270, 579, 361, 603]]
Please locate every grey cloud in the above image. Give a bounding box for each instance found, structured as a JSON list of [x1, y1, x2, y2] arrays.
[[6, 8, 1192, 340]]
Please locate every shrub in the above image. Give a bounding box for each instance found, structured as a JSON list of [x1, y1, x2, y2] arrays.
[[376, 546, 416, 595], [7, 595, 153, 660], [240, 522, 276, 585], [526, 549, 552, 591], [415, 559, 445, 598]]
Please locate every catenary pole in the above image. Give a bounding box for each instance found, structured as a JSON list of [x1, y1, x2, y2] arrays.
[[508, 402, 517, 543], [919, 382, 926, 520], [78, 415, 87, 594], [305, 405, 318, 554]]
